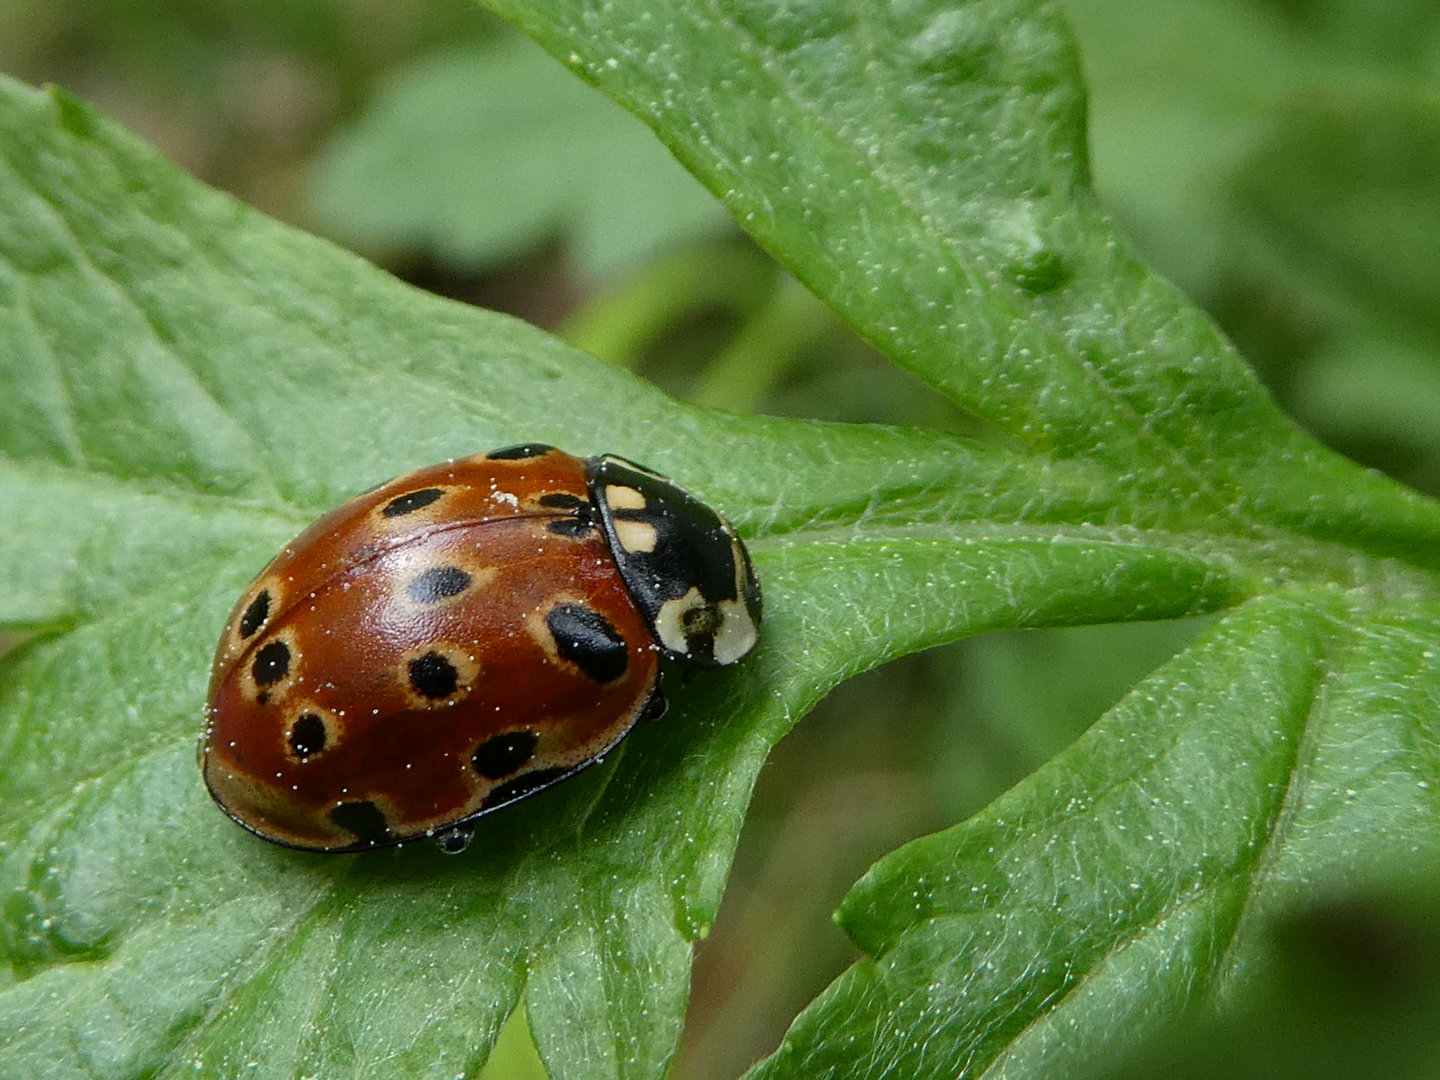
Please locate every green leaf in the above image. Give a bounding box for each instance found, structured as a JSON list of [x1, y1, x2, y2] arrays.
[[1061, 0, 1317, 294], [750, 590, 1440, 1079], [484, 0, 1440, 571], [0, 72, 1238, 1080], [1064, 0, 1440, 495], [307, 35, 729, 276], [3, 0, 1440, 1077]]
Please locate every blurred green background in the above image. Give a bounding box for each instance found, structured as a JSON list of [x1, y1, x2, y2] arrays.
[[3, 1, 1439, 1077]]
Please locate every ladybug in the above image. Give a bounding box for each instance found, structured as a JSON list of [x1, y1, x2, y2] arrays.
[[200, 444, 761, 855]]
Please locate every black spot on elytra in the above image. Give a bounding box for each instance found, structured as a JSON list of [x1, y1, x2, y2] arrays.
[[288, 712, 326, 758], [547, 518, 595, 537], [329, 800, 390, 845], [546, 603, 628, 683], [252, 640, 290, 686], [540, 492, 595, 537], [239, 591, 270, 639], [472, 730, 540, 780], [407, 566, 473, 604], [409, 650, 459, 699], [481, 766, 570, 810], [487, 443, 554, 461], [382, 487, 444, 517]]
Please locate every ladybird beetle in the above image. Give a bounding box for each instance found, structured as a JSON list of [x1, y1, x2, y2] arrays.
[[200, 444, 761, 854]]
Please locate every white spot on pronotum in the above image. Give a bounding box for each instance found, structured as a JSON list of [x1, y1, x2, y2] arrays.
[[653, 560, 758, 665], [613, 518, 658, 554], [604, 484, 647, 511], [710, 598, 758, 665], [653, 587, 707, 655], [713, 539, 760, 665]]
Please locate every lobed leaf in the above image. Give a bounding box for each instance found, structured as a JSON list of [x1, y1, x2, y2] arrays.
[[480, 0, 1440, 567], [0, 71, 1244, 1080], [750, 592, 1440, 1079], [3, 0, 1440, 1076]]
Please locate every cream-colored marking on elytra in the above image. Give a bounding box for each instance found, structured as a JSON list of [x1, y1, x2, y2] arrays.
[[652, 587, 707, 655], [613, 518, 658, 554], [604, 484, 647, 511]]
